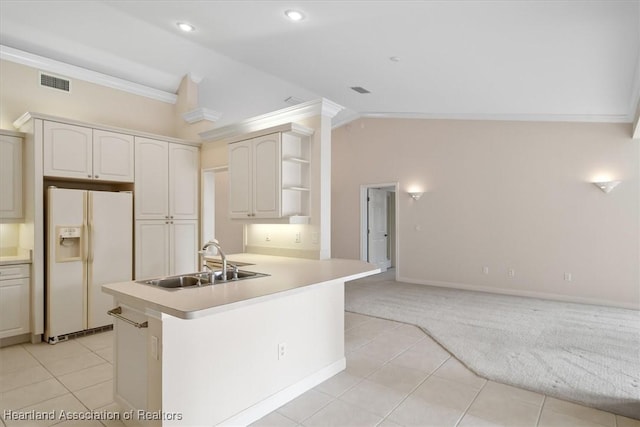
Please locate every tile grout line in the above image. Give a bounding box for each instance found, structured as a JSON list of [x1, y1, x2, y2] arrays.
[[6, 338, 114, 417], [453, 379, 488, 427], [535, 395, 547, 427], [376, 353, 452, 426], [294, 319, 403, 426]]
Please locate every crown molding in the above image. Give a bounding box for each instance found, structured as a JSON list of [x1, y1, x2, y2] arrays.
[[357, 111, 633, 124], [199, 98, 344, 141], [0, 45, 177, 104], [331, 110, 362, 129], [182, 107, 222, 124]]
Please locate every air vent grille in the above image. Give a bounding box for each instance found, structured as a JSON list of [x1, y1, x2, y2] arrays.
[[40, 72, 71, 92], [350, 86, 371, 94]]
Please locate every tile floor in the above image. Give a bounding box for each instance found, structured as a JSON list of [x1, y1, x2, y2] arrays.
[[1, 313, 638, 426]]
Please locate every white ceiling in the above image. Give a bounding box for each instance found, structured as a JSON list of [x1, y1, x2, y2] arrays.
[[1, 0, 639, 126]]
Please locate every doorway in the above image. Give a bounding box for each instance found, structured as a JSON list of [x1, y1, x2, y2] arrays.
[[201, 168, 244, 253], [360, 183, 398, 273]]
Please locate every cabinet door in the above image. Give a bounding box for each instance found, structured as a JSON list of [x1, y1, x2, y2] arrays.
[[135, 137, 169, 220], [253, 134, 281, 218], [43, 121, 93, 179], [135, 220, 170, 280], [0, 134, 23, 219], [170, 220, 198, 275], [169, 144, 199, 220], [0, 278, 29, 339], [93, 130, 134, 182], [228, 140, 252, 218]]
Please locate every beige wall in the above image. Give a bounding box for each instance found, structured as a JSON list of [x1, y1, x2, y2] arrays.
[[0, 60, 177, 136], [332, 118, 639, 308]]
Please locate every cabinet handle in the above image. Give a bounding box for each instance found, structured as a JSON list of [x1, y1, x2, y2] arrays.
[[170, 216, 174, 219], [95, 175, 99, 179], [107, 307, 148, 328], [88, 174, 92, 178], [165, 221, 169, 224]]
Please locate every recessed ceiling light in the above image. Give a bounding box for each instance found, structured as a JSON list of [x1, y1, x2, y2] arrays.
[[389, 56, 401, 62], [285, 10, 305, 21], [177, 22, 195, 32]]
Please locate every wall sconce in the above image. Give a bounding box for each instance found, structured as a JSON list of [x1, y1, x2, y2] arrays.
[[408, 192, 424, 201], [592, 181, 621, 194]]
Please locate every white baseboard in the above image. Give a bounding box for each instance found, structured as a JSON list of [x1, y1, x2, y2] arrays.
[[396, 276, 639, 310], [220, 358, 346, 426]]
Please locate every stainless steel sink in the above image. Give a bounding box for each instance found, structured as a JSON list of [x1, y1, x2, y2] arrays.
[[136, 270, 268, 290], [213, 270, 262, 281]]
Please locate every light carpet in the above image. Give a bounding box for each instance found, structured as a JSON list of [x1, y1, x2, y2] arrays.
[[345, 271, 640, 419]]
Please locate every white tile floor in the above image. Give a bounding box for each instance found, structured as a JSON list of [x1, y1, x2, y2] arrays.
[[1, 313, 638, 427], [0, 331, 123, 427]]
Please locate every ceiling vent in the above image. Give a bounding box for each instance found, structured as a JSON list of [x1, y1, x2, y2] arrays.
[[350, 86, 371, 94], [39, 72, 71, 93]]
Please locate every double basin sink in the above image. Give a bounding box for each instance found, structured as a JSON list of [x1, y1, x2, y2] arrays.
[[136, 269, 268, 290]]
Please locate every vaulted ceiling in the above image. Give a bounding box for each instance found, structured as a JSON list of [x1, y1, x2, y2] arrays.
[[1, 1, 638, 126]]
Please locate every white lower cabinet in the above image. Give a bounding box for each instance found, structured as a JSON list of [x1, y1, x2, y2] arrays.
[[0, 264, 30, 339], [135, 220, 198, 280]]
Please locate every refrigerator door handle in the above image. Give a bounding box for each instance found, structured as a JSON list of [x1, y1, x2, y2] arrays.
[[88, 195, 95, 264]]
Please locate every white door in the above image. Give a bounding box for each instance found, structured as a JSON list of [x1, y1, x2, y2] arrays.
[[93, 130, 134, 182], [135, 220, 170, 280], [214, 171, 244, 254], [43, 121, 93, 179], [47, 188, 86, 338], [135, 137, 169, 220], [88, 191, 132, 329], [367, 188, 390, 271]]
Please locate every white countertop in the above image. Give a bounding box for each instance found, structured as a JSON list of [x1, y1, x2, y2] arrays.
[[102, 254, 379, 319], [0, 249, 32, 265]]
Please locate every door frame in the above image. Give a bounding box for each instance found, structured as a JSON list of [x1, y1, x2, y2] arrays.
[[360, 182, 399, 279], [201, 166, 227, 247]]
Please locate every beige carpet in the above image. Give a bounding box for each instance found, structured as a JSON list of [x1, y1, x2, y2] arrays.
[[345, 272, 640, 419]]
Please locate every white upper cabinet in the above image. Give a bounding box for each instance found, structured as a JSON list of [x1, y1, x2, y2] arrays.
[[168, 143, 199, 220], [229, 135, 281, 219], [228, 124, 312, 221], [228, 140, 252, 218], [43, 121, 134, 182], [135, 137, 198, 220], [0, 133, 23, 219], [93, 130, 135, 182], [135, 138, 169, 219]]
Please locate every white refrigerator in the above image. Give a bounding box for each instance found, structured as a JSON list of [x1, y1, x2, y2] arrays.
[[46, 188, 132, 343]]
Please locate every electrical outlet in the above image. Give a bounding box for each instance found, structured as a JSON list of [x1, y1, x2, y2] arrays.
[[482, 266, 489, 275], [278, 342, 287, 360], [508, 269, 515, 278], [265, 233, 271, 242], [564, 272, 572, 282], [311, 232, 319, 244], [295, 232, 301, 243]]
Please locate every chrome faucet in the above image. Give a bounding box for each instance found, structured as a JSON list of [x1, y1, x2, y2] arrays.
[[200, 239, 237, 282]]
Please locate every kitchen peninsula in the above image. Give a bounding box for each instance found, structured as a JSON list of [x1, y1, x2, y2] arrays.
[[102, 254, 378, 426]]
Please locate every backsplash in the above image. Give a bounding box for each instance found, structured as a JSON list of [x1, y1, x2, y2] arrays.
[[0, 224, 20, 255], [245, 224, 320, 259]]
